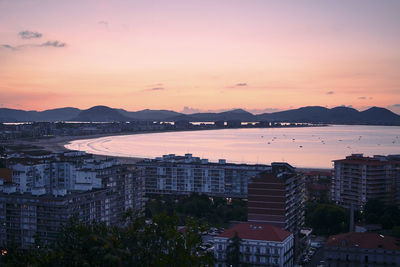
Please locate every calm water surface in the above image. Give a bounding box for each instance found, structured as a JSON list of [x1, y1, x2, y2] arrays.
[[65, 125, 400, 168]]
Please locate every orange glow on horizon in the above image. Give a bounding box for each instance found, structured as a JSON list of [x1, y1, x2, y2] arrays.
[[1, 0, 399, 113]]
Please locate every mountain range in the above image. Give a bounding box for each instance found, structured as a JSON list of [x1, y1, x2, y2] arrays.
[[1, 105, 399, 125]]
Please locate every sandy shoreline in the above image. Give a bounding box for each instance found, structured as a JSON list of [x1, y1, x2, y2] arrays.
[[8, 129, 333, 170]]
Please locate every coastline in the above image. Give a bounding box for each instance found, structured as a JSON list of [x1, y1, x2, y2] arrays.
[[9, 124, 393, 170], [23, 125, 325, 154], [56, 128, 334, 171]]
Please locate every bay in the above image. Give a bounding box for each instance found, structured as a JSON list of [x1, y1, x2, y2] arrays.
[[65, 125, 400, 169]]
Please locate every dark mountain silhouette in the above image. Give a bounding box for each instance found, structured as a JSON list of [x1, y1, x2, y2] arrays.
[[72, 106, 131, 122], [255, 106, 400, 125], [118, 109, 181, 121], [359, 107, 400, 124], [0, 107, 80, 122], [169, 109, 255, 122], [39, 107, 81, 121], [0, 105, 399, 125]]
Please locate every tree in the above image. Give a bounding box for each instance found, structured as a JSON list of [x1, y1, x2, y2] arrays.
[[364, 199, 400, 229], [1, 213, 213, 267], [226, 231, 242, 267], [310, 204, 348, 236], [364, 199, 384, 224]]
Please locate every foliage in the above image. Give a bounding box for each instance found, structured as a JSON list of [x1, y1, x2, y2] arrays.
[[0, 213, 213, 267], [306, 202, 349, 236], [364, 199, 400, 229], [226, 232, 243, 267], [391, 226, 400, 238], [146, 193, 247, 227]]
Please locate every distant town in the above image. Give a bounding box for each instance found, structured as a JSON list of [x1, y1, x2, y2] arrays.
[[1, 128, 400, 266]]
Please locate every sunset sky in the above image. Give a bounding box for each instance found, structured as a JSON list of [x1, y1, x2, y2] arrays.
[[1, 0, 400, 114]]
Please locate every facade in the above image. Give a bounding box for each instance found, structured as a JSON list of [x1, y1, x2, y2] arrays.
[[303, 170, 331, 202], [332, 154, 400, 210], [247, 163, 305, 236], [136, 154, 271, 198], [324, 232, 400, 267], [0, 151, 144, 248], [214, 222, 294, 267], [0, 189, 111, 248]]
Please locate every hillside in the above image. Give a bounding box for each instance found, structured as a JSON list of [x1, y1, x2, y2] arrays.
[[1, 105, 399, 125]]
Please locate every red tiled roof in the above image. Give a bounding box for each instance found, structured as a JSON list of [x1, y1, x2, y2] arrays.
[[217, 222, 292, 242], [326, 232, 400, 251], [0, 168, 12, 182]]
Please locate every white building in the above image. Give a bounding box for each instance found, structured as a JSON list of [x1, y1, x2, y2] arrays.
[[137, 153, 271, 198], [9, 156, 103, 195], [214, 222, 294, 267]]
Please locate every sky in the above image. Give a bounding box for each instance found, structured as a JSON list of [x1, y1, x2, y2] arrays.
[[1, 0, 400, 114]]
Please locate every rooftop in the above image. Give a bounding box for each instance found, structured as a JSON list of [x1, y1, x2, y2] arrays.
[[333, 154, 400, 165], [217, 222, 292, 242], [326, 232, 400, 251]]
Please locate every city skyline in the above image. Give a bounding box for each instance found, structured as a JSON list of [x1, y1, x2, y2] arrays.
[[1, 0, 400, 113]]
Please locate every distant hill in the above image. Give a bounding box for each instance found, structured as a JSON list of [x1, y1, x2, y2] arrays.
[[0, 107, 80, 122], [168, 109, 255, 122], [71, 106, 131, 122], [38, 107, 81, 121], [255, 106, 400, 125], [1, 105, 399, 125], [118, 109, 181, 121]]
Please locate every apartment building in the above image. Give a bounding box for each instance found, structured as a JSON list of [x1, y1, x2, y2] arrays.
[[0, 188, 111, 248], [247, 163, 305, 236], [332, 154, 400, 210], [136, 153, 271, 198], [214, 222, 294, 267], [0, 151, 144, 248], [324, 232, 400, 266]]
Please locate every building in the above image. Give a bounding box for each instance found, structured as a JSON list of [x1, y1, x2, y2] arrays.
[[303, 170, 332, 202], [0, 151, 144, 248], [0, 189, 111, 249], [247, 163, 305, 236], [214, 222, 294, 267], [136, 153, 271, 198], [332, 154, 400, 210], [324, 232, 400, 266]]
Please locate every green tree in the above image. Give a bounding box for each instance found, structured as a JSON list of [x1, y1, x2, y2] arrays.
[[364, 199, 400, 229], [310, 204, 348, 236], [1, 213, 213, 267], [226, 231, 243, 267], [364, 199, 384, 224]]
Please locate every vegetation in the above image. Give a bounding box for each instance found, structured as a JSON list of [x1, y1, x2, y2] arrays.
[[226, 232, 243, 267], [146, 193, 247, 227], [363, 199, 400, 236], [364, 199, 400, 229], [0, 212, 213, 267], [305, 199, 400, 237], [305, 201, 349, 236]]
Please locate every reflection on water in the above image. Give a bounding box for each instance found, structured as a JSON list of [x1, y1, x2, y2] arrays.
[[65, 125, 400, 168]]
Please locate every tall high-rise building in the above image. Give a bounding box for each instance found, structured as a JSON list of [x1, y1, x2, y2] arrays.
[[332, 154, 400, 210], [247, 163, 305, 236]]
